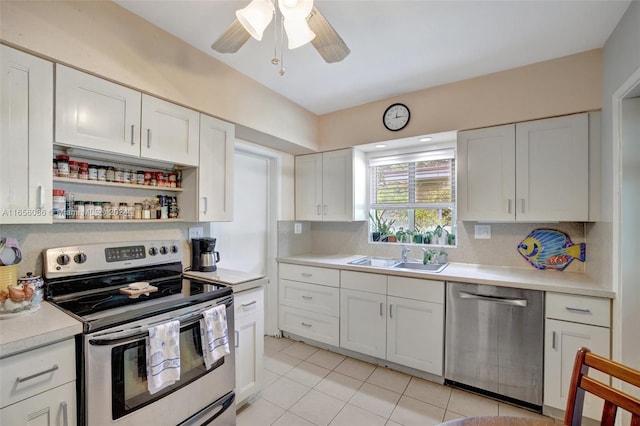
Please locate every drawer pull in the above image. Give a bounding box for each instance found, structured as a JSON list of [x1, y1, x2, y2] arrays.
[[552, 331, 557, 350], [380, 302, 383, 316], [235, 330, 239, 348], [301, 295, 313, 300], [301, 273, 313, 278], [301, 322, 312, 327], [565, 306, 591, 314], [389, 304, 393, 318], [61, 401, 69, 426], [242, 301, 257, 308], [16, 364, 59, 383]]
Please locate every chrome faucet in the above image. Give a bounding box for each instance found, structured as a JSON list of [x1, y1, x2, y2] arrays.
[[401, 245, 410, 262]]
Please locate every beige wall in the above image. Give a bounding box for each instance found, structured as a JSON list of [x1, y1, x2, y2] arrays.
[[0, 0, 318, 153], [318, 50, 603, 150]]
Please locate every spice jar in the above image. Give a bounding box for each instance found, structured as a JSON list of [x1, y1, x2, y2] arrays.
[[84, 201, 95, 220], [69, 161, 79, 179], [65, 193, 75, 219], [106, 166, 115, 182], [115, 168, 124, 183], [53, 159, 58, 177], [97, 165, 107, 181], [88, 164, 98, 180], [74, 200, 85, 219], [52, 189, 66, 219], [144, 171, 152, 186], [56, 155, 69, 178], [134, 203, 142, 220], [137, 171, 145, 185], [93, 201, 103, 220], [112, 203, 121, 220], [102, 201, 112, 219], [79, 162, 89, 180], [168, 172, 177, 188], [127, 204, 134, 220], [169, 197, 179, 219], [142, 199, 151, 220], [119, 202, 128, 220], [123, 169, 131, 184]]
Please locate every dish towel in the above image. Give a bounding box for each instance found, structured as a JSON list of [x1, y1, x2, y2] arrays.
[[201, 304, 230, 370], [146, 320, 181, 395]]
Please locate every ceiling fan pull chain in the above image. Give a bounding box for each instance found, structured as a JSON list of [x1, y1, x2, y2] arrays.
[[279, 12, 286, 76], [271, 5, 279, 65]]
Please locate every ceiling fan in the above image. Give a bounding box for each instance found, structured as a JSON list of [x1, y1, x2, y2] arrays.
[[211, 0, 350, 75]]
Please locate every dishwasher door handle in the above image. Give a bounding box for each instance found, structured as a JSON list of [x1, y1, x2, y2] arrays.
[[458, 291, 528, 307]]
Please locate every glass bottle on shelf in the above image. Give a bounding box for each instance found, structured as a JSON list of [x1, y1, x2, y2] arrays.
[[142, 199, 151, 220]]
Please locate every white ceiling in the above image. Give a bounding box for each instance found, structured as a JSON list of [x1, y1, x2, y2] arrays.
[[115, 0, 630, 116]]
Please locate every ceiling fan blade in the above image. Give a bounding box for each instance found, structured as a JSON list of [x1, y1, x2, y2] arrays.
[[307, 6, 350, 63], [211, 19, 251, 54]]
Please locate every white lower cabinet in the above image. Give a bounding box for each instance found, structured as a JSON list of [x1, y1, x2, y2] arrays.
[[543, 292, 611, 420], [340, 271, 445, 376], [234, 286, 264, 407], [0, 339, 77, 426]]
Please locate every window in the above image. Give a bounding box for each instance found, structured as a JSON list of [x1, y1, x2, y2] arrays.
[[369, 148, 456, 245]]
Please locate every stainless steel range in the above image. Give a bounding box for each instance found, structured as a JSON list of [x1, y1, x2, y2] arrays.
[[43, 240, 236, 426]]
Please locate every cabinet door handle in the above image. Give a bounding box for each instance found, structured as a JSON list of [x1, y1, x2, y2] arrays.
[[552, 331, 557, 350], [38, 185, 45, 209], [520, 198, 526, 213], [301, 273, 312, 278], [301, 322, 312, 327], [389, 304, 393, 318], [316, 204, 321, 216], [235, 330, 239, 348], [242, 301, 257, 308], [380, 302, 383, 316], [147, 128, 152, 148], [131, 124, 135, 145], [61, 401, 69, 426], [16, 364, 59, 383], [202, 196, 208, 214], [565, 306, 591, 314], [507, 199, 512, 214], [301, 295, 313, 300], [323, 205, 328, 215]]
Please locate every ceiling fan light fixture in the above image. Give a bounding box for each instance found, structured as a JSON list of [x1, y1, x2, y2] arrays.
[[283, 19, 316, 49], [235, 0, 275, 41], [278, 0, 313, 19]]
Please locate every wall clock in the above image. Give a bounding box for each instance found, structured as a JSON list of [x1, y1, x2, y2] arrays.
[[383, 103, 410, 131]]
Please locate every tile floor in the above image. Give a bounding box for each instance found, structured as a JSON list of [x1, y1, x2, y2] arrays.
[[237, 336, 558, 426]]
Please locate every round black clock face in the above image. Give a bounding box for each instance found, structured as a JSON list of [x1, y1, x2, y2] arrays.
[[383, 103, 410, 131]]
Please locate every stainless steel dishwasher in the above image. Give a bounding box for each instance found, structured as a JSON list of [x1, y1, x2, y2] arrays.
[[445, 282, 544, 411]]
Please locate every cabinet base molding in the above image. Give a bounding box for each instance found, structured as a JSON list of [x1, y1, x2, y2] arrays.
[[280, 331, 444, 385]]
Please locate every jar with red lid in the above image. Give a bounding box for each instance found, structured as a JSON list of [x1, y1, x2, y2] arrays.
[[52, 189, 65, 219], [68, 161, 79, 179], [79, 162, 89, 180], [56, 155, 69, 178]]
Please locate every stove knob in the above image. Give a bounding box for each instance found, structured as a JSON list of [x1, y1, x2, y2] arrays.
[[74, 253, 87, 264], [56, 254, 70, 266], [170, 245, 179, 254], [159, 246, 168, 255], [148, 247, 158, 256]]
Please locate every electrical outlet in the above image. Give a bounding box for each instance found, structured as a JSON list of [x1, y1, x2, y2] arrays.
[[474, 224, 491, 239], [189, 227, 204, 240], [294, 223, 302, 234]]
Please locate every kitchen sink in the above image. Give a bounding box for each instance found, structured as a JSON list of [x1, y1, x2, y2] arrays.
[[392, 262, 449, 273], [348, 257, 448, 273]]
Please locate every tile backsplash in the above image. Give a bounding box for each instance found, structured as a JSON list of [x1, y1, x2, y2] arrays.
[[283, 220, 589, 273]]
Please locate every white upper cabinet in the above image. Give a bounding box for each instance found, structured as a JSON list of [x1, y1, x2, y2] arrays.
[[295, 148, 366, 222], [1, 46, 53, 224], [55, 65, 199, 166], [140, 94, 199, 166], [458, 113, 591, 222], [55, 64, 141, 157], [181, 114, 234, 222]]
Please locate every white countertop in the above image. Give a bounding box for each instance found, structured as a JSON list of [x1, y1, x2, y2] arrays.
[[277, 254, 615, 299], [0, 302, 83, 359], [185, 268, 268, 293]]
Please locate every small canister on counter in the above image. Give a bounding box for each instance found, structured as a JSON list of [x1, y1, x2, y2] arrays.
[[17, 272, 44, 304], [79, 162, 89, 180], [56, 155, 69, 178], [74, 200, 85, 219], [88, 164, 98, 180], [52, 189, 66, 219]]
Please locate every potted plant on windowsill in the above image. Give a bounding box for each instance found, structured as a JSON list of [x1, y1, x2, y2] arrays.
[[369, 211, 394, 242]]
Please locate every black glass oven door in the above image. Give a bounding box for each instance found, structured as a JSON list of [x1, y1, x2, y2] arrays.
[[110, 321, 224, 420]]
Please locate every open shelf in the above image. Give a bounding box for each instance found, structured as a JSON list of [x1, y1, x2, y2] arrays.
[[53, 177, 183, 192]]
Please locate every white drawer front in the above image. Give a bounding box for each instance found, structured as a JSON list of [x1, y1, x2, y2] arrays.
[[546, 292, 610, 327], [1, 339, 76, 408], [279, 279, 339, 316], [279, 305, 339, 346], [341, 270, 387, 294], [279, 263, 339, 287], [235, 287, 265, 320], [388, 276, 445, 304]]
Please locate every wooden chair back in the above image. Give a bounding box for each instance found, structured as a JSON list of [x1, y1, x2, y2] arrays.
[[565, 347, 640, 425]]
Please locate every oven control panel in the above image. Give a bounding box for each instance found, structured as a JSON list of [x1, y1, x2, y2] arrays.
[[43, 240, 183, 278]]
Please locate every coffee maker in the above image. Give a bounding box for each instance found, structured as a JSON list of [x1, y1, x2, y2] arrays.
[[190, 237, 220, 272]]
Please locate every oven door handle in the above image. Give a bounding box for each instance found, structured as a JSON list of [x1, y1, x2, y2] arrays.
[[89, 297, 233, 347]]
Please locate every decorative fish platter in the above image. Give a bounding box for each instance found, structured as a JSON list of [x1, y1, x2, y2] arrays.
[[517, 228, 586, 271]]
